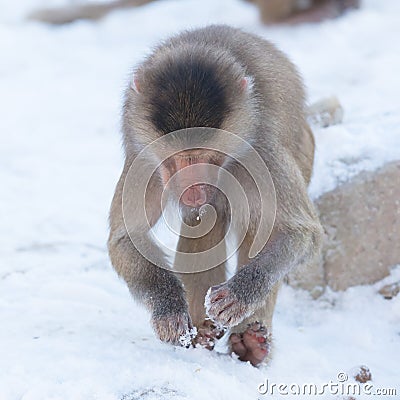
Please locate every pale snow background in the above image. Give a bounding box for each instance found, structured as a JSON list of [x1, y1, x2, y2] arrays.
[[0, 0, 399, 399]]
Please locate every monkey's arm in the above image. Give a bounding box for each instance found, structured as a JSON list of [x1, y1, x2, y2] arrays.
[[108, 169, 193, 345], [206, 156, 323, 327]]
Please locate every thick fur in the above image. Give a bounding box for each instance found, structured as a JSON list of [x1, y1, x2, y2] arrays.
[[108, 25, 323, 358]]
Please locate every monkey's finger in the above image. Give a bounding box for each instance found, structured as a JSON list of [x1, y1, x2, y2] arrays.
[[208, 286, 230, 302], [206, 297, 233, 320], [213, 310, 242, 327], [206, 292, 245, 325]]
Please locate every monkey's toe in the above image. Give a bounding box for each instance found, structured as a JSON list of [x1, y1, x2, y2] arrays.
[[230, 322, 271, 367], [230, 333, 248, 358], [193, 320, 226, 350]]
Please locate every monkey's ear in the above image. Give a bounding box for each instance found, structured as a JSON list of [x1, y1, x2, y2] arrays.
[[240, 76, 254, 93], [130, 74, 141, 93]]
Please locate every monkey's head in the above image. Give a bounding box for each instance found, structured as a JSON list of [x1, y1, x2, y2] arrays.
[[122, 43, 258, 209]]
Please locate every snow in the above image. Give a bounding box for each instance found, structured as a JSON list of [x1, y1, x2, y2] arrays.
[[0, 0, 399, 399]]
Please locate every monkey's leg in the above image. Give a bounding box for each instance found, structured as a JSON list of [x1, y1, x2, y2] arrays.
[[179, 266, 226, 326], [176, 216, 228, 348], [178, 266, 227, 349], [229, 283, 281, 366]]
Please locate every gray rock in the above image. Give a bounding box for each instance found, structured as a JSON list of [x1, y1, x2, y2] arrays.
[[288, 161, 400, 293]]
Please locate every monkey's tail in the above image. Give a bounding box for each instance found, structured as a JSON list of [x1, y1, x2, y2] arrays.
[[306, 96, 344, 128]]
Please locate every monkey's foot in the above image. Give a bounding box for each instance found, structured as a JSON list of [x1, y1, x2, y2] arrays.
[[230, 322, 271, 367], [193, 320, 226, 350], [205, 283, 250, 328], [152, 313, 195, 347]]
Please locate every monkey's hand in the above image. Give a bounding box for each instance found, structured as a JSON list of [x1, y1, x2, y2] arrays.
[[205, 282, 255, 328], [151, 311, 196, 347]]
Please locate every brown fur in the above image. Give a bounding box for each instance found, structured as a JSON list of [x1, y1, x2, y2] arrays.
[[108, 25, 323, 364]]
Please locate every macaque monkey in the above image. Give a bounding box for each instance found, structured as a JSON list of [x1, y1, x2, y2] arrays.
[[108, 25, 323, 366]]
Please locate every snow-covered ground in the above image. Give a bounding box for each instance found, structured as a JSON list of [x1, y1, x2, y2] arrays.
[[0, 1, 399, 399]]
